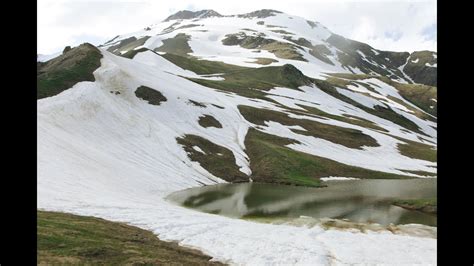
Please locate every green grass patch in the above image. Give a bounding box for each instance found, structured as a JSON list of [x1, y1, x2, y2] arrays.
[[187, 63, 311, 102], [161, 53, 246, 75], [192, 64, 311, 91], [398, 169, 436, 177], [248, 57, 278, 65], [222, 32, 307, 61], [121, 47, 149, 59], [135, 86, 167, 106], [311, 78, 425, 135], [294, 104, 388, 132], [112, 36, 150, 55], [394, 136, 437, 162], [404, 51, 437, 86], [177, 134, 248, 182], [390, 83, 437, 117], [37, 211, 223, 265], [326, 73, 437, 117], [156, 33, 193, 56], [198, 115, 223, 128], [239, 105, 379, 149], [160, 53, 310, 100], [271, 29, 294, 35], [37, 43, 102, 99], [392, 198, 437, 214], [244, 128, 413, 187], [106, 37, 137, 52]]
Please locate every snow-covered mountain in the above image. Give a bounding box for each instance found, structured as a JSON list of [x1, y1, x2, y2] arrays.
[[37, 9, 437, 264]]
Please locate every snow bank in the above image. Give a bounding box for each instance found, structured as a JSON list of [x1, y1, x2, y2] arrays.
[[37, 49, 436, 265]]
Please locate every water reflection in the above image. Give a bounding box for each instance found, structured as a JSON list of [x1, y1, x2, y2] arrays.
[[167, 179, 436, 226]]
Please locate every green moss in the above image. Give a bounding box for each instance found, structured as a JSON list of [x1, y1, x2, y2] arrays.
[[37, 43, 102, 99], [135, 86, 167, 105], [177, 135, 248, 182], [37, 211, 223, 265], [198, 115, 223, 128]]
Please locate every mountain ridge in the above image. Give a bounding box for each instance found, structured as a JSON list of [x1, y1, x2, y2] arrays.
[[37, 8, 437, 264]]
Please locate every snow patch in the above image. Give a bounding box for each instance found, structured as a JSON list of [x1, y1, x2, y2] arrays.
[[193, 146, 205, 154], [320, 176, 361, 181]]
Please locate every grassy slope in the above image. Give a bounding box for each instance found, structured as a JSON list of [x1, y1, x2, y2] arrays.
[[292, 104, 388, 132], [393, 136, 437, 162], [38, 211, 223, 265], [176, 134, 249, 182], [37, 43, 103, 99], [155, 33, 193, 56], [327, 73, 437, 117], [161, 53, 246, 75], [311, 78, 426, 135], [187, 63, 311, 101], [221, 33, 307, 62], [245, 128, 413, 187], [403, 51, 437, 87], [160, 55, 435, 165], [239, 105, 379, 150]]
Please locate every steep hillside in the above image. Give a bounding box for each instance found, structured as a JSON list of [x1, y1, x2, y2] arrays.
[[37, 9, 437, 265]]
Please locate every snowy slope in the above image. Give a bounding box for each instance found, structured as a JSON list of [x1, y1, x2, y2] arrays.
[[96, 9, 434, 85], [38, 9, 437, 265]]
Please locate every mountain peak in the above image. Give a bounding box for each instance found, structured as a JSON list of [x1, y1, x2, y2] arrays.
[[164, 9, 222, 21], [237, 9, 283, 18]]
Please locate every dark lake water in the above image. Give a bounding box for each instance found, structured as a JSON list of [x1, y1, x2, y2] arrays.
[[166, 179, 437, 227]]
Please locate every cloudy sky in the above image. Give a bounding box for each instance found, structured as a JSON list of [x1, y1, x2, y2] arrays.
[[37, 0, 437, 55]]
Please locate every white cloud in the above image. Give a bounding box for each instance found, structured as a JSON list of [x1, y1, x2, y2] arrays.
[[37, 0, 437, 54]]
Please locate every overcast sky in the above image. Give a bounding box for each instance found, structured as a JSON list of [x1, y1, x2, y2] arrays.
[[37, 0, 437, 55]]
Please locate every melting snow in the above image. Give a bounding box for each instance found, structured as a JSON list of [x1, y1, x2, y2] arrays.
[[37, 20, 437, 264], [192, 146, 205, 154], [320, 176, 360, 181]]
